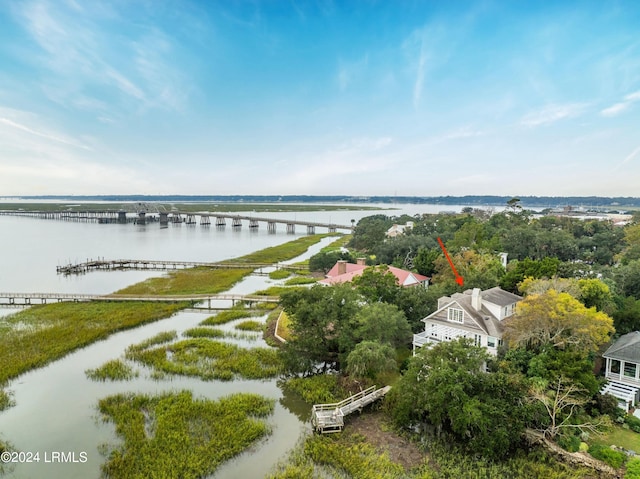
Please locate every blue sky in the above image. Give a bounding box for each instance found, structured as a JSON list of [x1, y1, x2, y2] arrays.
[[0, 1, 639, 197]]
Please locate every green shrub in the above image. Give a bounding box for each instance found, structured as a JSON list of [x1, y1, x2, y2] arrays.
[[625, 414, 640, 434], [282, 374, 345, 404], [557, 434, 581, 453], [589, 443, 627, 469], [625, 457, 640, 478]]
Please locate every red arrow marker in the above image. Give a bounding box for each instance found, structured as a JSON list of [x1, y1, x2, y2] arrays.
[[437, 237, 464, 286]]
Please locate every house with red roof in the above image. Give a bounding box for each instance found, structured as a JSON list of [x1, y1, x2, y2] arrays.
[[318, 259, 429, 287]]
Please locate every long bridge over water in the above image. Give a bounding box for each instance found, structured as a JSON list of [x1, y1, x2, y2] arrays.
[[0, 210, 353, 234], [0, 292, 279, 309]]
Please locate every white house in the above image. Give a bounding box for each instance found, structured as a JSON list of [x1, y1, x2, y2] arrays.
[[386, 222, 414, 238], [601, 332, 640, 412], [412, 287, 522, 355]]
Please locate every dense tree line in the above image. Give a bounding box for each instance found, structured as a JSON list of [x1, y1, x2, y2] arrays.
[[285, 203, 640, 460]]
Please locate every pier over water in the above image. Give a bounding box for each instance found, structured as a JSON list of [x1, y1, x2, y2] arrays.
[[0, 210, 353, 233]]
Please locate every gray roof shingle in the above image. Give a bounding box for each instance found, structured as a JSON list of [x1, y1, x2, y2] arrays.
[[604, 332, 640, 364]]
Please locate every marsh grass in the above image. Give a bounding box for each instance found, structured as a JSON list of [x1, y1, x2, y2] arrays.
[[281, 374, 346, 404], [126, 330, 178, 353], [235, 320, 263, 332], [0, 302, 186, 385], [267, 433, 405, 479], [126, 338, 281, 381], [86, 359, 138, 381], [98, 390, 274, 479], [183, 327, 226, 338], [0, 388, 14, 411], [200, 309, 254, 326], [269, 270, 291, 280], [268, 430, 594, 479], [234, 235, 332, 264], [254, 286, 305, 296], [284, 277, 318, 286], [184, 326, 259, 342], [116, 267, 252, 295]]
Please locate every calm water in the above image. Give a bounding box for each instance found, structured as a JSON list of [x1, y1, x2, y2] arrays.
[[0, 203, 464, 478]]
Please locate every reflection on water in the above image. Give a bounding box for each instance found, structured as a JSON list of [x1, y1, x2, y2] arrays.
[[0, 234, 339, 479], [0, 204, 466, 478]]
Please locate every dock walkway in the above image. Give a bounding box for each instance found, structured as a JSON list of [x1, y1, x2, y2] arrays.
[[0, 292, 279, 308], [56, 259, 305, 275], [311, 385, 391, 433]]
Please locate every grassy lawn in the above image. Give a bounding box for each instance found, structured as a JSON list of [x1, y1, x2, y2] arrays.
[[275, 311, 292, 342], [592, 425, 640, 452]]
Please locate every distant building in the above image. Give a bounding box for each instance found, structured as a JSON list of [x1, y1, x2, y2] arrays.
[[318, 259, 429, 288], [386, 221, 414, 238], [413, 287, 522, 356]]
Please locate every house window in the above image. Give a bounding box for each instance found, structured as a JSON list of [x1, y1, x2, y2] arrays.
[[624, 362, 637, 379], [611, 360, 620, 374], [474, 334, 482, 347], [487, 336, 496, 348], [447, 307, 464, 323]]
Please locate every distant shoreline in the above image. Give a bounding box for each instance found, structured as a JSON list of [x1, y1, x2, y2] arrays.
[[3, 194, 640, 209]]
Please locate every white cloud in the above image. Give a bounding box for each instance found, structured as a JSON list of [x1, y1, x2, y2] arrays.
[[601, 89, 640, 117], [0, 116, 91, 150], [601, 102, 628, 117], [13, 0, 188, 115], [520, 103, 588, 127]]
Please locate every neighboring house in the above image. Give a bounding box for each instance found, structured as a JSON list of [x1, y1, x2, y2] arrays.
[[413, 287, 522, 356], [386, 222, 414, 238], [318, 259, 429, 288], [601, 332, 640, 412]]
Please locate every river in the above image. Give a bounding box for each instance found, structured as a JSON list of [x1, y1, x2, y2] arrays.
[[0, 203, 466, 478]]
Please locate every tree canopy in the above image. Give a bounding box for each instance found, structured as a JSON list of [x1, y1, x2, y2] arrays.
[[503, 290, 614, 354]]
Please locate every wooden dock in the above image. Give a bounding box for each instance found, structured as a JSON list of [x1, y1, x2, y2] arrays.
[[0, 292, 279, 308], [56, 259, 305, 275], [311, 385, 391, 434]]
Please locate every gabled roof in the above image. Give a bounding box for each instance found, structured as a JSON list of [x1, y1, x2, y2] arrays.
[[422, 287, 522, 338], [481, 286, 523, 307], [604, 332, 640, 364], [320, 262, 429, 287]]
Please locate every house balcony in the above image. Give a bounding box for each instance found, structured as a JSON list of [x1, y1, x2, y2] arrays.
[[412, 331, 441, 350], [605, 372, 640, 387]]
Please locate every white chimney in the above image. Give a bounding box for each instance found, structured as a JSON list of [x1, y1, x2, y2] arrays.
[[499, 252, 508, 268], [471, 288, 482, 311], [356, 257, 367, 266]]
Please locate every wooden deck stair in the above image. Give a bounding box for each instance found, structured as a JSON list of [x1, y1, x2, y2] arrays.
[[311, 385, 391, 434]]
